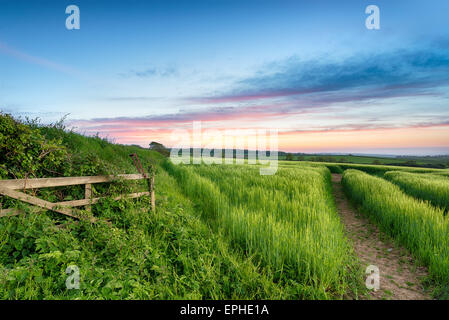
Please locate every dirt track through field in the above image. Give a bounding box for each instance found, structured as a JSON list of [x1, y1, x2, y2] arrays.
[[331, 174, 431, 300]]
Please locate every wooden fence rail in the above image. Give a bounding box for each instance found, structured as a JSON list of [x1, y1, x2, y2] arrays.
[[0, 173, 155, 221]]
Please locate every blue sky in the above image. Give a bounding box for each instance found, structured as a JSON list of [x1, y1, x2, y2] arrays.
[[1, 0, 449, 154]]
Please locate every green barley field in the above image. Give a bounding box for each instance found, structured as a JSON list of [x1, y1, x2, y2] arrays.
[[1, 113, 449, 299], [342, 170, 449, 285]]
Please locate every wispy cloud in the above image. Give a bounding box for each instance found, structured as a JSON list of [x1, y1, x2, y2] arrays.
[[70, 108, 449, 137], [118, 65, 178, 78], [279, 120, 449, 135], [70, 103, 288, 129], [0, 42, 81, 77], [195, 44, 449, 106], [70, 40, 449, 154], [103, 96, 164, 102]]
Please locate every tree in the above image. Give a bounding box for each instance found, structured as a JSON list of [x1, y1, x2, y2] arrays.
[[149, 141, 170, 157], [285, 153, 294, 161]]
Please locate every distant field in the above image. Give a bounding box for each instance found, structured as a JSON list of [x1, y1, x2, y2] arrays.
[[279, 154, 449, 168]]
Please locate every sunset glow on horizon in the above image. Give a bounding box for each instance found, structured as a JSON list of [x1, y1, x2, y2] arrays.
[[72, 119, 449, 155]]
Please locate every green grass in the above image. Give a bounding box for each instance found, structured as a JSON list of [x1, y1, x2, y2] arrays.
[[342, 169, 449, 296], [279, 160, 448, 176], [5, 113, 449, 299], [0, 116, 292, 299], [431, 172, 449, 178], [384, 171, 449, 212], [281, 154, 449, 168], [164, 161, 362, 299], [0, 167, 290, 299]]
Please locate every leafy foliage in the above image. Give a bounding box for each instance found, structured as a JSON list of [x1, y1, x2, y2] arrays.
[[0, 113, 67, 179]]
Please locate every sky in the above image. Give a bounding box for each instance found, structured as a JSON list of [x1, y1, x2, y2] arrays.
[[1, 0, 449, 155]]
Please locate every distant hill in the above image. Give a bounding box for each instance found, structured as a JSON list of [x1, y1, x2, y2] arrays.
[[155, 144, 449, 169]]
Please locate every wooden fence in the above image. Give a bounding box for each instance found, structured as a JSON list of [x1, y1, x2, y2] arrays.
[[0, 173, 155, 222]]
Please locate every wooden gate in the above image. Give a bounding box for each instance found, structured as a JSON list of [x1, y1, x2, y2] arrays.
[[0, 173, 155, 222]]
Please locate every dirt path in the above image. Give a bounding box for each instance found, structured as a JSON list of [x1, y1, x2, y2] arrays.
[[331, 174, 431, 300]]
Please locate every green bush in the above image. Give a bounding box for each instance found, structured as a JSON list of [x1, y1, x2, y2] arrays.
[[0, 113, 67, 179]]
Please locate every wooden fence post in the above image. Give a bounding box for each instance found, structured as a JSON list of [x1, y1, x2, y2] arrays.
[[85, 183, 92, 212], [148, 165, 156, 212]]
